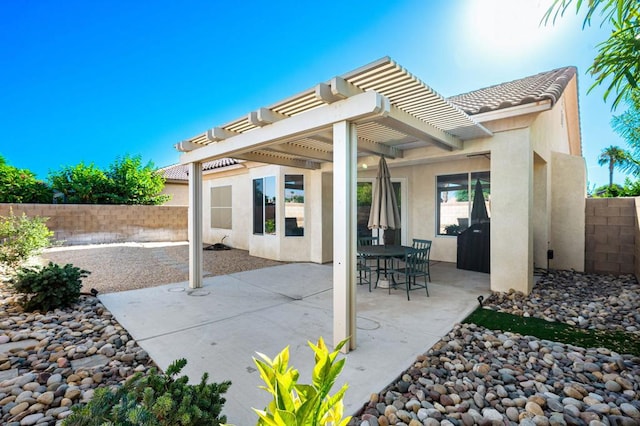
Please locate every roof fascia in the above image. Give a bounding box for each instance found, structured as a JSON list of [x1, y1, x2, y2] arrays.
[[471, 100, 553, 123]]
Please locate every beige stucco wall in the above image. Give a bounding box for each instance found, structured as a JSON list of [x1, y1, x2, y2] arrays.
[[550, 152, 586, 271], [309, 171, 333, 263], [161, 182, 189, 206], [201, 169, 252, 251], [533, 154, 549, 269], [490, 128, 534, 293]]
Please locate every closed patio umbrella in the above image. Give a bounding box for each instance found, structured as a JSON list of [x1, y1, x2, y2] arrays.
[[470, 178, 489, 225], [368, 156, 400, 238]]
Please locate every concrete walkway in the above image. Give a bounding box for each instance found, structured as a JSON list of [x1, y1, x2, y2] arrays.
[[99, 261, 489, 425]]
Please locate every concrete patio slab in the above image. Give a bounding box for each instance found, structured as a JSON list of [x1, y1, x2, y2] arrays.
[[99, 261, 489, 425]]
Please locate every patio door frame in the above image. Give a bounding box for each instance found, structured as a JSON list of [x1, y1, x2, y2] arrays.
[[357, 177, 408, 246]]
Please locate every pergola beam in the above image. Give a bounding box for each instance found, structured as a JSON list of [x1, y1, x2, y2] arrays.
[[175, 140, 201, 152], [234, 152, 320, 169], [379, 105, 464, 151], [267, 143, 333, 162], [180, 90, 391, 165], [206, 127, 239, 142], [248, 107, 288, 127], [357, 138, 403, 159], [315, 76, 364, 104]]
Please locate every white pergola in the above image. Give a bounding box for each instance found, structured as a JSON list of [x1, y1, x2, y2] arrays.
[[176, 57, 491, 352]]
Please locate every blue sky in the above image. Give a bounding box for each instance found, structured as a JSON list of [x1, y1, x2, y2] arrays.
[[0, 0, 627, 188]]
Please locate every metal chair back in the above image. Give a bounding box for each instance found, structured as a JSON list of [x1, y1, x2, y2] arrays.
[[358, 236, 379, 247]]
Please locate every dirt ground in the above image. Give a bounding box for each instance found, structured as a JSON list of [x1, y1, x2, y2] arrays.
[[41, 242, 284, 294]]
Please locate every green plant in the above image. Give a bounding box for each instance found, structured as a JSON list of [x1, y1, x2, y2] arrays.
[[63, 358, 230, 426], [105, 154, 170, 205], [0, 210, 54, 271], [253, 337, 351, 426], [12, 262, 89, 312], [265, 218, 276, 234], [0, 155, 53, 203], [48, 162, 111, 204], [444, 224, 462, 235]]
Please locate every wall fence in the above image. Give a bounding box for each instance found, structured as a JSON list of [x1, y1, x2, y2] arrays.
[[0, 204, 187, 245]]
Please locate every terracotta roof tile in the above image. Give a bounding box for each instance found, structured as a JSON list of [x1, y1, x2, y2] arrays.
[[447, 66, 576, 115], [159, 158, 239, 181]]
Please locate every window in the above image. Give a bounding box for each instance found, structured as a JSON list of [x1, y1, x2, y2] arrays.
[[284, 175, 304, 236], [253, 176, 276, 235], [210, 186, 232, 229], [437, 171, 490, 235]]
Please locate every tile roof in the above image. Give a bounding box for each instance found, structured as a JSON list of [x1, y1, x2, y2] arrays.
[[159, 158, 239, 181], [447, 66, 576, 115]]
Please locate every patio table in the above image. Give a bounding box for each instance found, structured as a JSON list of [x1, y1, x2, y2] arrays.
[[357, 245, 417, 287]]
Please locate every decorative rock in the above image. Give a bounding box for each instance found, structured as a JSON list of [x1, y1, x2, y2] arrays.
[[36, 391, 54, 405], [473, 363, 490, 375], [604, 380, 622, 392], [482, 408, 503, 423], [586, 403, 610, 414], [506, 406, 519, 422], [19, 413, 43, 425], [9, 401, 29, 416], [620, 403, 640, 419], [525, 401, 544, 417]]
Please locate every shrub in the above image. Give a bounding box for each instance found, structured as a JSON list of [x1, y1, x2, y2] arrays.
[[63, 358, 231, 426], [0, 210, 54, 272], [48, 162, 111, 204], [104, 154, 170, 205], [11, 262, 89, 312], [253, 337, 351, 426], [0, 154, 53, 203], [48, 154, 170, 205]]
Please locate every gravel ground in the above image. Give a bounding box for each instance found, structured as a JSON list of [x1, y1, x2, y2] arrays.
[[348, 271, 640, 426], [41, 242, 284, 294]]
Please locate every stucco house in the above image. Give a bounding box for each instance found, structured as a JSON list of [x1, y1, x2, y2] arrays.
[[164, 58, 585, 351]]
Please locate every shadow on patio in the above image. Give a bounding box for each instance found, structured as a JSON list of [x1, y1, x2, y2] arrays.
[[99, 261, 489, 425]]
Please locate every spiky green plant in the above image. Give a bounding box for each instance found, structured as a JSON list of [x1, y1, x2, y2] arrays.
[[63, 358, 230, 426]]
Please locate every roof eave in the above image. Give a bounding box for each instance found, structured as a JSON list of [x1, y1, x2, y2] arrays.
[[471, 100, 553, 123]]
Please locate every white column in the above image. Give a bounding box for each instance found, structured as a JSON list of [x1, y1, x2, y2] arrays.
[[188, 161, 203, 289], [332, 121, 357, 352]]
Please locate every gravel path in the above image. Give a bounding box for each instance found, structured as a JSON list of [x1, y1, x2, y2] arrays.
[[1, 246, 639, 425], [41, 242, 284, 294]]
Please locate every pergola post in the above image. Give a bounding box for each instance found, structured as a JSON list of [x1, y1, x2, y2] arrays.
[[188, 161, 203, 289], [332, 121, 357, 352]]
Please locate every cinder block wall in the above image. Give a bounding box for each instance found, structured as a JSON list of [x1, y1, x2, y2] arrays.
[[0, 204, 187, 245], [584, 197, 637, 275]]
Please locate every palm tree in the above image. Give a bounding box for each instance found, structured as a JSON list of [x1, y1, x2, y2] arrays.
[[597, 145, 630, 188]]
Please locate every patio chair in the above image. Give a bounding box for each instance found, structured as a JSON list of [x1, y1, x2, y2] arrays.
[[411, 239, 432, 282], [389, 246, 430, 300], [357, 236, 379, 290]]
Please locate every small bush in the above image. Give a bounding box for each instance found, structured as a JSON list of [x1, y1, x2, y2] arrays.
[[11, 262, 89, 312], [0, 210, 54, 272], [63, 358, 231, 426], [253, 337, 351, 426]]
